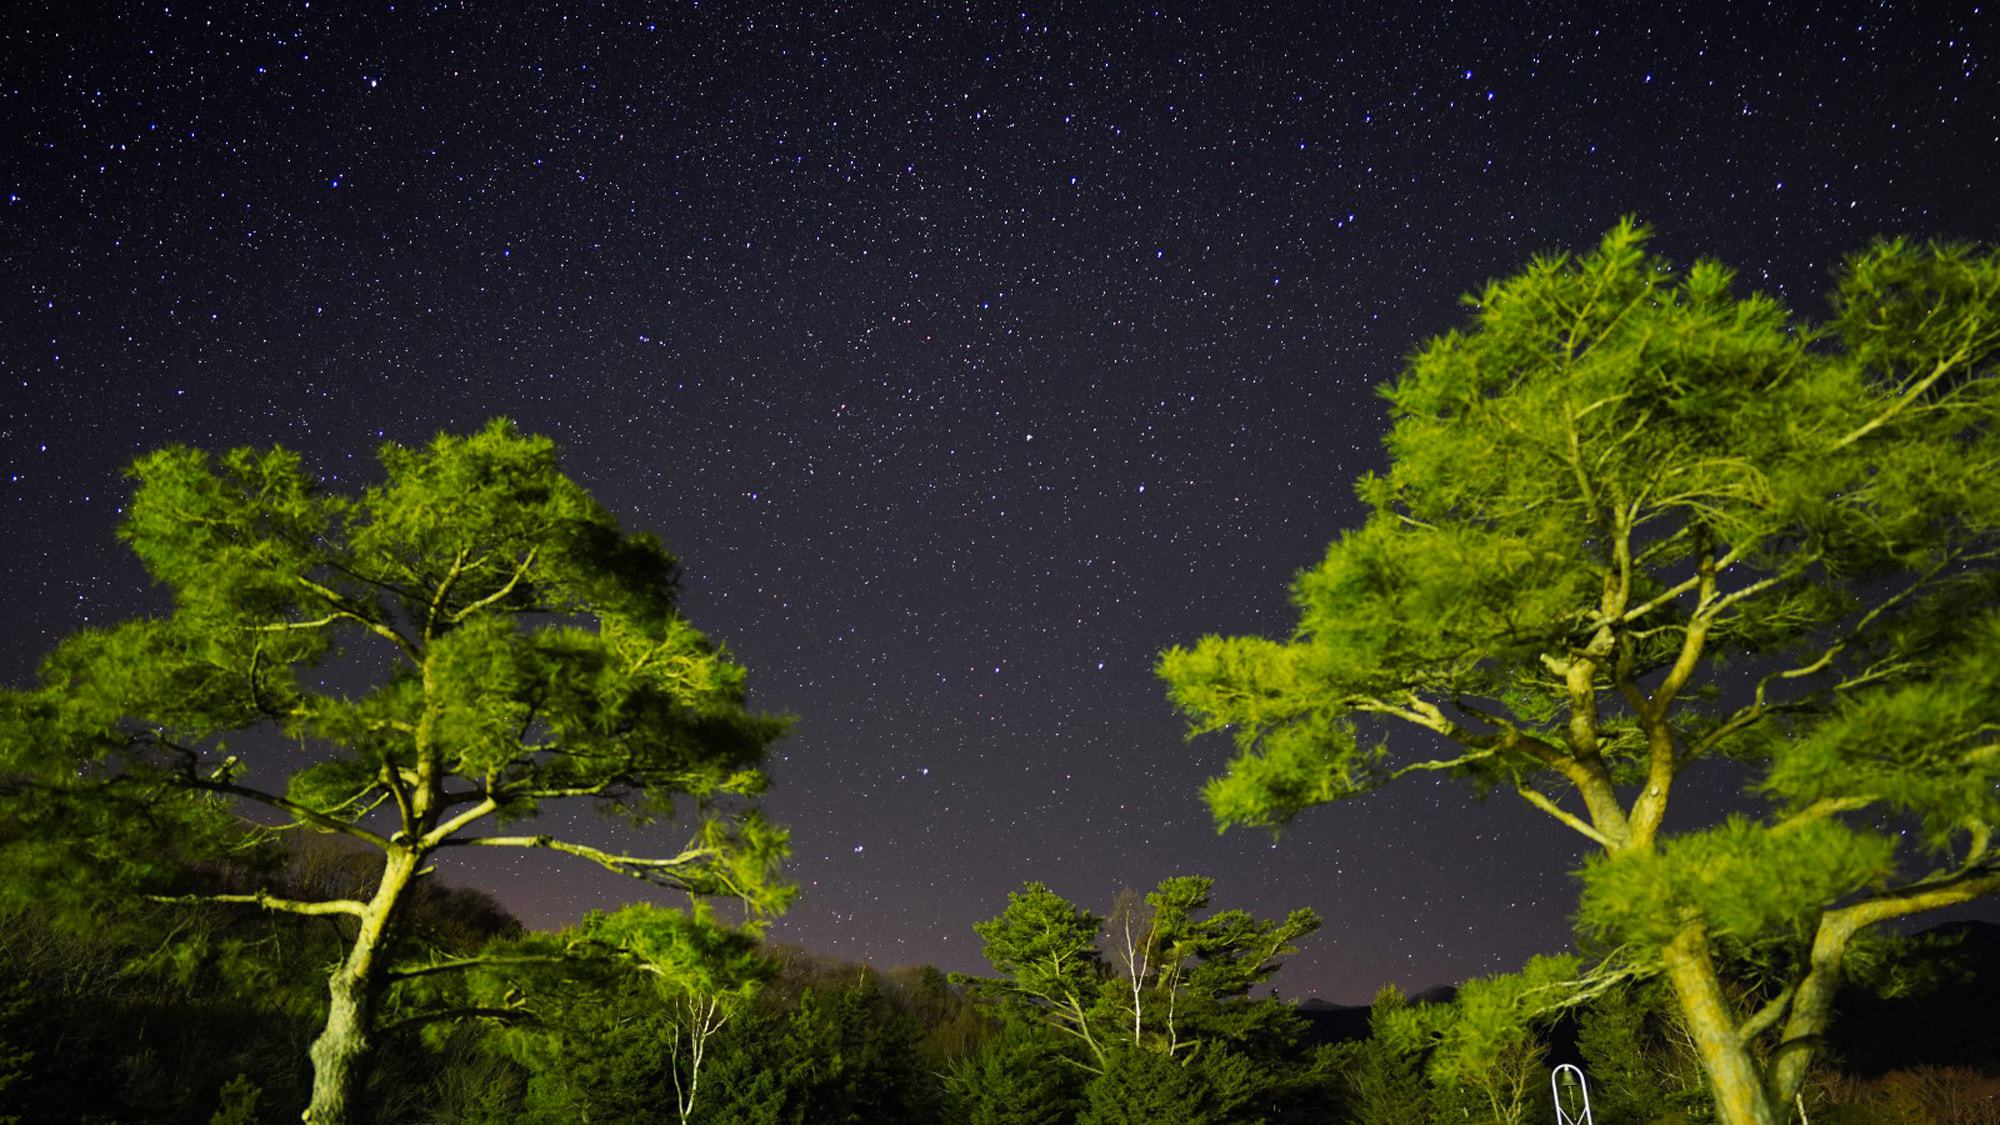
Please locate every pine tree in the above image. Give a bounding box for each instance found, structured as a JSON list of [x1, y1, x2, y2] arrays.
[[1161, 224, 2000, 1124], [0, 421, 793, 1122]]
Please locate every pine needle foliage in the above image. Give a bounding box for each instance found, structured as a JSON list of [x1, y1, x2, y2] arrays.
[[0, 420, 793, 1123], [1160, 223, 2000, 1124]]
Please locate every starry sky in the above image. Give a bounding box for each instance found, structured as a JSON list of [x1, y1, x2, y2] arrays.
[[3, 2, 1996, 1004]]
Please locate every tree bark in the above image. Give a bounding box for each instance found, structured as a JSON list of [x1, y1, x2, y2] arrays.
[[303, 848, 421, 1124], [1765, 867, 2000, 1109], [1660, 920, 1778, 1125], [1764, 912, 1856, 1109]]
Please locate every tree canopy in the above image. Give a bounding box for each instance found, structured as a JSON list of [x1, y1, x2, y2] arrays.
[[1159, 221, 2000, 1125], [0, 420, 791, 1122], [969, 875, 1318, 1072]]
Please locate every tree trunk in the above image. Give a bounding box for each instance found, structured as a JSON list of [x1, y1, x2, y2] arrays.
[[303, 848, 420, 1124], [1765, 912, 1857, 1110], [1660, 920, 1778, 1125]]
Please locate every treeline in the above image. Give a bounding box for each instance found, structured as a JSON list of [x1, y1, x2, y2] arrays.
[[3, 841, 1993, 1123]]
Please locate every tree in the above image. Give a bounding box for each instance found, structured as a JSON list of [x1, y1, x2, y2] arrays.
[[1159, 223, 2000, 1124], [942, 1023, 1086, 1125], [1334, 965, 1570, 1125], [695, 971, 942, 1124], [1573, 979, 1711, 1121], [967, 876, 1318, 1072], [1418, 956, 1579, 1125], [1333, 988, 1430, 1125], [0, 421, 793, 1123], [0, 829, 524, 1122], [968, 882, 1111, 1068], [476, 902, 771, 1124], [1077, 1045, 1262, 1125], [595, 904, 769, 1125]]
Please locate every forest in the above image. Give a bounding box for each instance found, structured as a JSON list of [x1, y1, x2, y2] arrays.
[[4, 226, 1999, 1123]]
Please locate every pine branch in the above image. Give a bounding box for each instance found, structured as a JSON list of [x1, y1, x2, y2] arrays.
[[437, 834, 736, 893], [423, 547, 471, 642], [378, 1006, 533, 1035], [1386, 746, 1504, 779], [450, 548, 539, 623], [1735, 984, 1798, 1045], [1830, 856, 2000, 930], [1833, 338, 1978, 449], [384, 953, 575, 981], [147, 890, 365, 917], [417, 789, 500, 850], [293, 575, 420, 661], [1688, 554, 1959, 761], [1513, 779, 1611, 847], [178, 773, 394, 851]]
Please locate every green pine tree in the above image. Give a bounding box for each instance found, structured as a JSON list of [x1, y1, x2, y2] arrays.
[[0, 421, 794, 1123], [1161, 224, 2000, 1125]]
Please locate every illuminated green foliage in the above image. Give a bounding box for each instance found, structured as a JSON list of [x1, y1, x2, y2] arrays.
[[962, 875, 1322, 1121], [1579, 818, 1898, 946], [1423, 956, 1574, 1111], [969, 881, 1106, 1060], [1335, 988, 1432, 1125], [1161, 224, 2000, 1124], [942, 1024, 1087, 1125], [464, 902, 772, 1123], [1335, 962, 1578, 1125], [0, 420, 792, 1123], [1077, 1045, 1263, 1125], [1574, 981, 1712, 1121]]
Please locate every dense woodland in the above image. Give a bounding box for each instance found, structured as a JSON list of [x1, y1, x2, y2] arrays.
[[4, 227, 1999, 1122], [0, 840, 1995, 1123]]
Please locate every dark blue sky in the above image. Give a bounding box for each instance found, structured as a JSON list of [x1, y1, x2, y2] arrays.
[[4, 1, 1994, 1001]]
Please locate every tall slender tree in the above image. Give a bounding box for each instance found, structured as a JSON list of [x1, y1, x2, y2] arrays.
[[0, 420, 792, 1123], [1160, 223, 2000, 1124]]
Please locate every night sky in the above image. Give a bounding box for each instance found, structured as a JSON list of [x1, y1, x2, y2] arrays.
[[4, 3, 1996, 1004]]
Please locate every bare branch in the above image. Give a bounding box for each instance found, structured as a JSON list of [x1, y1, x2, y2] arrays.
[[1574, 390, 1635, 422], [1833, 338, 1977, 449], [147, 890, 365, 917], [438, 834, 742, 894], [1514, 779, 1612, 848], [1697, 572, 1790, 624], [293, 575, 420, 661], [385, 953, 575, 981], [244, 613, 346, 634], [418, 792, 500, 850], [1829, 857, 2000, 931], [180, 774, 393, 851], [1646, 549, 1723, 719], [504, 782, 626, 800], [380, 763, 415, 833], [1612, 545, 1743, 627], [1386, 747, 1505, 779], [424, 547, 470, 642], [1769, 797, 1878, 835], [450, 548, 539, 623], [1736, 983, 1798, 1044], [378, 1006, 532, 1035]]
